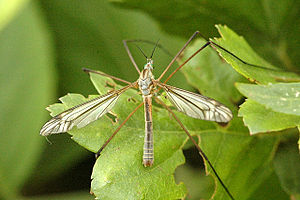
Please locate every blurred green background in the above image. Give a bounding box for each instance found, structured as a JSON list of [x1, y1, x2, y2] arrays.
[[0, 0, 299, 200]]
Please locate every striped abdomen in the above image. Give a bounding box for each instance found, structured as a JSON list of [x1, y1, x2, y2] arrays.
[[143, 95, 154, 167]]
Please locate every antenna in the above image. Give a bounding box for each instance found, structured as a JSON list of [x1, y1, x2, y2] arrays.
[[134, 44, 148, 59], [150, 39, 160, 58]]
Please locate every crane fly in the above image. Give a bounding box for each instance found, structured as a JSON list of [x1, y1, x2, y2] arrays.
[[40, 32, 236, 200]]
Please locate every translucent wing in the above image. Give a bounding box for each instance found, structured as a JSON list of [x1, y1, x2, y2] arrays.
[[40, 85, 132, 136], [157, 82, 233, 122]]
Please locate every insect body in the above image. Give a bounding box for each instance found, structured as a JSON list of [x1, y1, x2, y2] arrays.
[[138, 59, 155, 166]]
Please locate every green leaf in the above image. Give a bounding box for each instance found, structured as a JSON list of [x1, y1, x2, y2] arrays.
[[180, 39, 246, 108], [249, 171, 289, 200], [212, 25, 300, 84], [273, 142, 300, 198], [46, 71, 288, 199], [49, 78, 188, 199], [91, 145, 186, 199], [238, 99, 300, 134], [199, 131, 280, 200], [236, 82, 300, 116], [0, 2, 55, 199]]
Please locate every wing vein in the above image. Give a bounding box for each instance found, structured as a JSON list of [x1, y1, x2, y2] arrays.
[[40, 84, 134, 135], [156, 81, 232, 122]]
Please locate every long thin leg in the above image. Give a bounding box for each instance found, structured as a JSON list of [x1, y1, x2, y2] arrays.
[[123, 40, 141, 74], [157, 31, 201, 81], [95, 101, 144, 158], [208, 40, 271, 69], [154, 97, 235, 200], [163, 39, 275, 84], [82, 67, 132, 85], [163, 41, 210, 84]]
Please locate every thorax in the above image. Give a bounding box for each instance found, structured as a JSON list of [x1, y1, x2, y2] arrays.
[[138, 69, 154, 96]]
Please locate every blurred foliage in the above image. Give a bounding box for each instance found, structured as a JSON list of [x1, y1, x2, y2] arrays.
[[274, 141, 300, 197], [0, 0, 299, 200], [114, 0, 300, 73], [0, 0, 29, 31], [0, 2, 54, 199]]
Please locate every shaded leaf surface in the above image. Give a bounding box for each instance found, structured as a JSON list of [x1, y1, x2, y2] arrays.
[[273, 142, 300, 198], [249, 170, 289, 200], [175, 165, 214, 200]]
